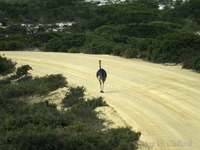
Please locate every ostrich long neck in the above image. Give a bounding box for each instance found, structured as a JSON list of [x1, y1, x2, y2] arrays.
[[99, 61, 101, 69]]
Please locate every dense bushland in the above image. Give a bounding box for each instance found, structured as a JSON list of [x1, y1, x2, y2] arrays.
[[0, 56, 141, 149], [147, 32, 200, 70], [1, 0, 200, 72]]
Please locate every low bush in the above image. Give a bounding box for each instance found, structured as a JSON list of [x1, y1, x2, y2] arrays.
[[147, 32, 200, 63], [62, 87, 108, 129], [6, 41, 26, 50], [63, 134, 93, 150], [16, 65, 32, 76], [0, 96, 141, 150], [0, 55, 16, 76], [106, 127, 141, 149], [193, 55, 200, 72], [84, 36, 115, 54], [112, 45, 125, 56], [68, 47, 80, 53], [62, 86, 85, 108], [18, 132, 61, 150], [182, 59, 194, 69], [68, 96, 108, 129], [43, 33, 87, 52], [124, 48, 139, 58], [0, 74, 67, 98], [33, 32, 65, 44], [0, 41, 7, 50]]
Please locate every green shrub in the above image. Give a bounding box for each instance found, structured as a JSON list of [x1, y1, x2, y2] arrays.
[[68, 96, 108, 110], [43, 33, 87, 52], [1, 101, 73, 132], [6, 41, 26, 50], [0, 97, 27, 115], [127, 37, 152, 58], [62, 86, 85, 108], [182, 59, 194, 69], [64, 122, 91, 133], [17, 75, 33, 83], [84, 97, 108, 109], [18, 132, 61, 150], [112, 45, 125, 56], [106, 127, 141, 149], [34, 32, 65, 43], [0, 41, 7, 50], [16, 65, 32, 76], [0, 74, 67, 98], [63, 134, 93, 150], [136, 38, 153, 52], [5, 25, 27, 35], [30, 100, 57, 111], [0, 55, 16, 75], [147, 32, 200, 63], [44, 37, 63, 52], [193, 55, 200, 72], [70, 106, 97, 121], [124, 48, 139, 58], [84, 35, 115, 54], [68, 47, 80, 53], [68, 96, 107, 129]]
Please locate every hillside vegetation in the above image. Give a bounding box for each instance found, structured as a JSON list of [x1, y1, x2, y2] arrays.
[[0, 56, 141, 149], [0, 0, 200, 72]]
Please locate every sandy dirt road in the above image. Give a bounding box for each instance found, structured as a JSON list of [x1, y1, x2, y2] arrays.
[[2, 51, 200, 150]]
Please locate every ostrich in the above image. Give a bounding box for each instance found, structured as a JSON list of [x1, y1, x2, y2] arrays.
[[96, 60, 107, 93]]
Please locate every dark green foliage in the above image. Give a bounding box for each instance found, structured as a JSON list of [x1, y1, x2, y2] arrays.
[[70, 97, 108, 110], [18, 132, 61, 150], [34, 32, 65, 44], [62, 86, 108, 129], [62, 86, 86, 107], [0, 34, 33, 50], [106, 127, 141, 149], [84, 35, 115, 54], [16, 75, 33, 83], [0, 74, 67, 98], [1, 0, 200, 73], [0, 97, 27, 116], [6, 41, 26, 50], [171, 0, 200, 24], [5, 25, 27, 35], [182, 59, 194, 69], [43, 33, 87, 52], [0, 0, 97, 24], [127, 37, 153, 58], [63, 134, 93, 150], [0, 55, 16, 76], [89, 1, 159, 30], [112, 45, 126, 56], [16, 65, 32, 76], [0, 41, 7, 50], [68, 47, 81, 53], [124, 48, 139, 58], [0, 94, 140, 150], [94, 21, 181, 39], [0, 100, 73, 134], [68, 97, 107, 130], [193, 55, 200, 72], [147, 32, 200, 64]]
